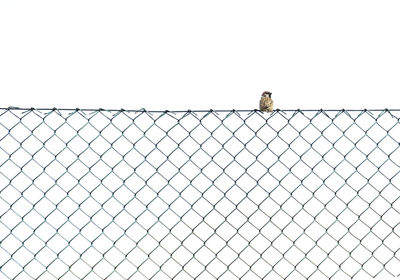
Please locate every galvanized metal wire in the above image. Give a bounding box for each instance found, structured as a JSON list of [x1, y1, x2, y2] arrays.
[[0, 108, 399, 280]]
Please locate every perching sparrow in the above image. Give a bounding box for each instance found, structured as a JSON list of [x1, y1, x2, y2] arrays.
[[259, 91, 273, 112]]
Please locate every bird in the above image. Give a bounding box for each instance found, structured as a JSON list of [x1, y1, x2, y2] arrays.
[[259, 91, 273, 112]]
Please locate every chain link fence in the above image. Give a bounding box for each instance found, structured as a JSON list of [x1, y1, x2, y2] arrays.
[[0, 108, 399, 280]]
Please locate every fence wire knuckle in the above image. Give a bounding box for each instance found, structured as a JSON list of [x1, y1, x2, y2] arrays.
[[0, 108, 400, 279]]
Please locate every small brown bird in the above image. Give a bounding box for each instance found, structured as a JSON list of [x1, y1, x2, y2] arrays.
[[259, 91, 273, 112]]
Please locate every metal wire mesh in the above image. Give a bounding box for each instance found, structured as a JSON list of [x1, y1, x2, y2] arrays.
[[0, 108, 400, 280]]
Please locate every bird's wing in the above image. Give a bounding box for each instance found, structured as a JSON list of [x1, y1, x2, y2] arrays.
[[259, 97, 265, 109], [260, 97, 268, 108]]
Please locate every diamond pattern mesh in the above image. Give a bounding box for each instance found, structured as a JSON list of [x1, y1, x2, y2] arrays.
[[0, 108, 399, 279]]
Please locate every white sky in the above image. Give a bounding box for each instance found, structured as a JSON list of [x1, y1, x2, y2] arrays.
[[1, 0, 400, 110]]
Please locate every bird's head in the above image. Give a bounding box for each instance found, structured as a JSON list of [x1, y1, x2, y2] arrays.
[[262, 91, 272, 97]]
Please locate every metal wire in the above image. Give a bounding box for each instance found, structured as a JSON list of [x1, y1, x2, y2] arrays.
[[2, 107, 400, 112], [0, 108, 399, 280]]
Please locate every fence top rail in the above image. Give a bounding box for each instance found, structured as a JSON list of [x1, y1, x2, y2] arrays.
[[1, 107, 400, 113]]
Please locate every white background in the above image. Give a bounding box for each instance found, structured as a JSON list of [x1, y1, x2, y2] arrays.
[[1, 0, 400, 110]]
